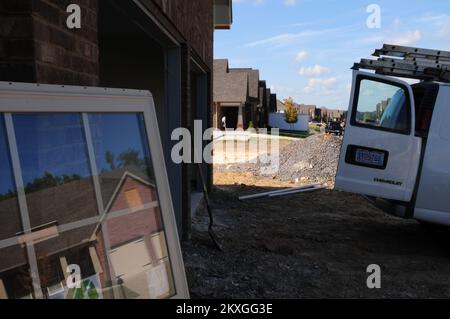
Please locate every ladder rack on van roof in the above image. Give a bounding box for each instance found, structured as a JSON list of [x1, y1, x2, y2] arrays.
[[352, 44, 450, 83]]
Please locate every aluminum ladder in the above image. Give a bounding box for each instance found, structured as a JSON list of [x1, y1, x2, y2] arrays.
[[352, 44, 450, 83]]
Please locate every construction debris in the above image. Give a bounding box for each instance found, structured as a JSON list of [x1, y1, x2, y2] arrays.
[[239, 184, 324, 201], [215, 134, 343, 184], [268, 185, 326, 198], [272, 134, 342, 183]]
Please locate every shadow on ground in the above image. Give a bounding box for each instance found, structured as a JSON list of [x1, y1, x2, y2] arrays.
[[182, 184, 450, 299]]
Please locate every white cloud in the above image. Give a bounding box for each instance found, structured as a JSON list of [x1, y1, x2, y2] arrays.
[[304, 77, 337, 94], [295, 50, 308, 61], [299, 64, 330, 77], [244, 28, 337, 48], [356, 18, 423, 47], [387, 30, 422, 46]]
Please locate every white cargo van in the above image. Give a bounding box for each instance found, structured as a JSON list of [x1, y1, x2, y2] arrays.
[[335, 44, 450, 226]]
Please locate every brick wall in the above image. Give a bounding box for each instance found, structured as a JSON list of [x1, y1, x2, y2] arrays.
[[0, 0, 35, 81], [32, 0, 99, 85], [0, 0, 213, 86], [0, 0, 214, 238], [0, 0, 99, 85], [144, 0, 214, 70]]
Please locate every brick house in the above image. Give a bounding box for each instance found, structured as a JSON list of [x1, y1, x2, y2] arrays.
[[229, 68, 260, 128], [297, 104, 317, 119], [213, 59, 275, 129], [0, 0, 232, 240], [320, 107, 345, 122]]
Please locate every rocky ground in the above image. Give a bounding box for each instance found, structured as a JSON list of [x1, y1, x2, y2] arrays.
[[274, 134, 342, 182], [182, 185, 450, 299], [214, 134, 343, 184], [182, 133, 450, 299]]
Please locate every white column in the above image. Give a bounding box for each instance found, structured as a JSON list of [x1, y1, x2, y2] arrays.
[[237, 103, 244, 129], [59, 256, 69, 281], [0, 278, 8, 299]]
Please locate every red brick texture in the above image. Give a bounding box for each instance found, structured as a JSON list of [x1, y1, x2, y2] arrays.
[[149, 0, 214, 69], [32, 0, 99, 85], [0, 0, 99, 85]]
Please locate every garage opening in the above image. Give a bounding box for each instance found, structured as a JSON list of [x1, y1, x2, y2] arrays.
[[98, 0, 183, 233], [220, 106, 239, 130]]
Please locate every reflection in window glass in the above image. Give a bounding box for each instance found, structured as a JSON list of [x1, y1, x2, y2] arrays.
[[11, 114, 102, 299], [12, 114, 98, 228], [0, 112, 175, 299], [89, 113, 175, 299], [0, 114, 22, 240], [355, 80, 409, 133], [34, 225, 107, 299], [0, 114, 34, 299], [89, 113, 155, 206]]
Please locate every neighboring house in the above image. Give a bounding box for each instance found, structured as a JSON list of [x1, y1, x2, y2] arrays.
[[317, 107, 344, 122], [230, 68, 260, 127], [213, 60, 276, 130], [297, 104, 317, 119], [275, 99, 344, 123], [269, 93, 277, 113], [277, 100, 286, 113], [0, 0, 233, 241], [213, 59, 249, 129], [103, 171, 173, 299], [258, 80, 268, 127], [325, 109, 345, 121], [376, 98, 391, 119], [0, 168, 175, 299], [265, 88, 272, 114]]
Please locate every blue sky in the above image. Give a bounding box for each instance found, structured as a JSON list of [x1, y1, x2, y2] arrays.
[[214, 0, 450, 109]]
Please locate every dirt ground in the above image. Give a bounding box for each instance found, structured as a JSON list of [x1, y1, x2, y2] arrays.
[[182, 181, 450, 298], [182, 135, 450, 299]]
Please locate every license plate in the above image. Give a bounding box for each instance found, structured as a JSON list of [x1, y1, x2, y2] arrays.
[[355, 148, 385, 167]]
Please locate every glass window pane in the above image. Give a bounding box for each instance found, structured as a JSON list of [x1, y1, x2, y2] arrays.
[[12, 114, 98, 228], [0, 114, 22, 240], [89, 113, 155, 206], [0, 114, 35, 299], [1, 112, 175, 299], [11, 114, 102, 299], [355, 79, 409, 133], [89, 113, 175, 299]]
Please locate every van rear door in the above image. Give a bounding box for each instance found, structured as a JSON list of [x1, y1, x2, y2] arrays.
[[335, 71, 422, 202]]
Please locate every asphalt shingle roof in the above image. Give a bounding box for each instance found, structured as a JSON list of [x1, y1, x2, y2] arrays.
[[230, 68, 259, 99], [214, 59, 248, 103]]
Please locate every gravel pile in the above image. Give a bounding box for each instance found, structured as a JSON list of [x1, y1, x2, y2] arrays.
[[215, 134, 343, 183], [269, 134, 343, 182]]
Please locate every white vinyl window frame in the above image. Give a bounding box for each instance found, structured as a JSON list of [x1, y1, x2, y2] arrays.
[[0, 81, 189, 299]]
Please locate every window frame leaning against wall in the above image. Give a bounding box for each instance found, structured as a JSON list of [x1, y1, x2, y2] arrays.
[[0, 82, 189, 299]]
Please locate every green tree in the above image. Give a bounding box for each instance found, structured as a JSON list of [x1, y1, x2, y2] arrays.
[[363, 112, 377, 123], [117, 149, 144, 169], [284, 97, 298, 124], [105, 150, 116, 170]]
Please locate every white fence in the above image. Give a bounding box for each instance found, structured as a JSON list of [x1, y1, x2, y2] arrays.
[[268, 113, 309, 131]]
